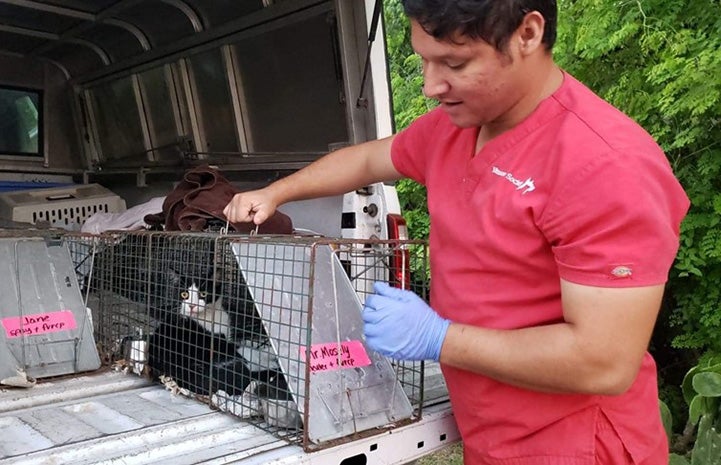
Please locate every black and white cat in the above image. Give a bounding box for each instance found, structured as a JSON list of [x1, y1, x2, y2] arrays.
[[148, 267, 288, 400], [177, 277, 280, 373], [148, 308, 288, 398], [166, 266, 265, 344]]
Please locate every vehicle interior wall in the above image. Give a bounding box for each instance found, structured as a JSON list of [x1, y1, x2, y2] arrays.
[[0, 1, 378, 173], [233, 13, 349, 153], [95, 170, 343, 237], [82, 6, 351, 169], [0, 55, 80, 173], [77, 1, 375, 215], [97, 171, 279, 208], [0, 0, 378, 238]]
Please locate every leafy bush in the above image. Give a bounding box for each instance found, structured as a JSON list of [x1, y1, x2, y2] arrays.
[[555, 0, 721, 353], [663, 354, 721, 464], [384, 0, 434, 248]]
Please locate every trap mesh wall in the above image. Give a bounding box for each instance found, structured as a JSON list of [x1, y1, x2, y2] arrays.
[[64, 231, 427, 451]]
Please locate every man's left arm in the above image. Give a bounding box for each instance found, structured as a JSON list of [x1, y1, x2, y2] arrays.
[[363, 280, 664, 395], [439, 280, 664, 395]]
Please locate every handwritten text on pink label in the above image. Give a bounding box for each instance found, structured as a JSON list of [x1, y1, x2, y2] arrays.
[[304, 340, 372, 373], [2, 311, 77, 338]]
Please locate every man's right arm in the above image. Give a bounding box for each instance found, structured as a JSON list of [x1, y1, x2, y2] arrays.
[[223, 135, 400, 224]]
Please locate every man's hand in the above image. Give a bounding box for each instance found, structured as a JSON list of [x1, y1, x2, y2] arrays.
[[223, 188, 278, 225], [362, 282, 450, 361]]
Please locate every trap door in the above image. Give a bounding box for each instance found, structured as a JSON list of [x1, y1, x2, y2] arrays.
[[0, 237, 101, 383], [233, 242, 413, 445]]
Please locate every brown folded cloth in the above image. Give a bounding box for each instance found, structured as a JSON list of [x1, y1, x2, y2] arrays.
[[144, 165, 292, 234]]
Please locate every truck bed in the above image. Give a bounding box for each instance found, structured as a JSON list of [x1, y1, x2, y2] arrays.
[[0, 366, 458, 465]]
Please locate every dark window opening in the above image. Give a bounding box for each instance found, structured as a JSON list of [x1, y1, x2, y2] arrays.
[[340, 453, 367, 465], [0, 85, 42, 157]]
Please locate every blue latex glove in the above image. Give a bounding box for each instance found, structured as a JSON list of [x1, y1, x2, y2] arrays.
[[362, 282, 450, 361]]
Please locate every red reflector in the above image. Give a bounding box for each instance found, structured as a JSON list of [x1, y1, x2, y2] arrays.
[[387, 214, 411, 289]]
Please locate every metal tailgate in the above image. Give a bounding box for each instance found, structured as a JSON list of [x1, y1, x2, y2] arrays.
[[0, 367, 458, 465], [0, 371, 284, 465]]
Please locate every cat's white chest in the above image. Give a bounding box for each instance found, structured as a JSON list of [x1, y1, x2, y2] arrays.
[[195, 305, 231, 339]]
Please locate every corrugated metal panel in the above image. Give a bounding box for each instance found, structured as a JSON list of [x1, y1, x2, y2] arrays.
[[0, 371, 459, 465], [0, 372, 284, 464]]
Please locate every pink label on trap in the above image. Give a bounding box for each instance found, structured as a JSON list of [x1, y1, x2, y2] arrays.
[[2, 310, 77, 338], [304, 340, 372, 373]]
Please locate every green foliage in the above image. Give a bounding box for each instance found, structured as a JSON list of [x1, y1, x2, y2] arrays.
[[660, 374, 690, 437], [383, 0, 437, 133], [395, 178, 429, 239], [384, 0, 434, 246], [661, 398, 674, 442], [670, 455, 690, 465], [556, 0, 721, 353], [664, 355, 721, 464]]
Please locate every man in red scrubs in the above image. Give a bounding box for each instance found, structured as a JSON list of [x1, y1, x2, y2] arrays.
[[225, 1, 689, 463]]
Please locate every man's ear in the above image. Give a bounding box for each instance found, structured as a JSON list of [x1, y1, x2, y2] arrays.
[[515, 11, 546, 56]]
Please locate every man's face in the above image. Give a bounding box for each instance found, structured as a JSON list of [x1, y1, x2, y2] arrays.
[[410, 20, 527, 129]]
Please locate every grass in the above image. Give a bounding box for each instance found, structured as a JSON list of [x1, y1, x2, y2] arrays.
[[418, 442, 464, 465]]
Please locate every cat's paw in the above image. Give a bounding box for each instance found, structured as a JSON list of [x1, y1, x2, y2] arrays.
[[159, 375, 191, 397]]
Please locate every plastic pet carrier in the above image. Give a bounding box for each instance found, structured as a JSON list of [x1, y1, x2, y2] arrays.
[[0, 183, 126, 229]]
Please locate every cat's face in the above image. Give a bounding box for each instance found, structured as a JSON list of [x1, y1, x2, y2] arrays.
[[165, 266, 220, 317], [179, 283, 208, 317]]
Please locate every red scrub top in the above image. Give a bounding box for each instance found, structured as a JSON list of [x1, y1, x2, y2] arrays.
[[391, 73, 689, 464]]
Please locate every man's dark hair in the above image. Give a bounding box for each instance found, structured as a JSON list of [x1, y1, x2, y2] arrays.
[[401, 0, 557, 52]]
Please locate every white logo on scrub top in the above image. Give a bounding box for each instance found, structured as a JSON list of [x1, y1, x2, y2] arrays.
[[491, 166, 536, 194]]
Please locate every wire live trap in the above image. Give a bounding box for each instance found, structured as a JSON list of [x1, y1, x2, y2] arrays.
[[232, 238, 420, 446], [69, 231, 426, 451], [0, 233, 101, 387]]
